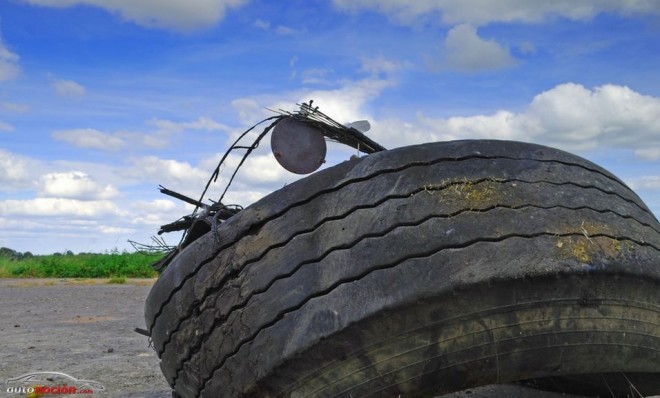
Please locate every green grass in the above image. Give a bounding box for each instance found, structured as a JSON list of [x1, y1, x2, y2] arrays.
[[0, 250, 163, 278]]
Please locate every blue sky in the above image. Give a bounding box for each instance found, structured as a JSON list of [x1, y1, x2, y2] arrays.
[[0, 0, 659, 254]]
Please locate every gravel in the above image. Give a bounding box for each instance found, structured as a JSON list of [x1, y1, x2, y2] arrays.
[[0, 278, 171, 398]]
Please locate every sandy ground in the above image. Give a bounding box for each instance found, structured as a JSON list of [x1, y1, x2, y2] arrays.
[[1, 278, 651, 398]]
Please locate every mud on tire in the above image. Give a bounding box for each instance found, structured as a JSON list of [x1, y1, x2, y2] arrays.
[[145, 140, 660, 398]]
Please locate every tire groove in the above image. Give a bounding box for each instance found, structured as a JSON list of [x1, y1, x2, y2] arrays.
[[306, 311, 660, 397], [360, 339, 660, 398], [195, 232, 660, 396], [149, 155, 643, 336], [166, 203, 659, 381], [156, 179, 657, 355]]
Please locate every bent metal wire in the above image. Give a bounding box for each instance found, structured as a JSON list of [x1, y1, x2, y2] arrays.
[[150, 101, 386, 269]]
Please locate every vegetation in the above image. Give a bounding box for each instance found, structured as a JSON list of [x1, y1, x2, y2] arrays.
[[0, 247, 162, 278], [107, 276, 127, 284]]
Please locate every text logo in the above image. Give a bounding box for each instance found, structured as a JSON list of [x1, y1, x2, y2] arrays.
[[5, 372, 104, 395]]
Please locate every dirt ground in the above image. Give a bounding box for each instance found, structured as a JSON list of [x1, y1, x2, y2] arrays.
[[1, 278, 652, 398], [0, 278, 171, 398]]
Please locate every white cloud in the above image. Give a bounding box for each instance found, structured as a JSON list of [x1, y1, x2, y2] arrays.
[[130, 199, 182, 226], [635, 148, 660, 161], [0, 36, 20, 82], [628, 176, 660, 192], [53, 128, 126, 151], [126, 156, 209, 193], [640, 176, 660, 190], [300, 75, 394, 124], [332, 0, 660, 27], [232, 154, 297, 185], [0, 198, 125, 217], [0, 149, 37, 189], [221, 189, 272, 207], [124, 116, 231, 148], [438, 24, 515, 72], [52, 117, 229, 152], [132, 199, 177, 213], [36, 171, 120, 200], [148, 116, 230, 134], [231, 98, 262, 125], [99, 225, 136, 235], [374, 83, 660, 158], [52, 79, 86, 99], [526, 83, 660, 150], [20, 0, 249, 31]]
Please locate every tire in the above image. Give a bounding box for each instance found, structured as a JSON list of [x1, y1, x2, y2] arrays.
[[144, 140, 660, 398], [437, 384, 592, 398]]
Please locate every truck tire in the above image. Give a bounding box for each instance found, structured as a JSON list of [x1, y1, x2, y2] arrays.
[[145, 140, 660, 398]]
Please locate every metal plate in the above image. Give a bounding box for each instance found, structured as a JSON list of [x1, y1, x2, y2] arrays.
[[271, 117, 327, 174]]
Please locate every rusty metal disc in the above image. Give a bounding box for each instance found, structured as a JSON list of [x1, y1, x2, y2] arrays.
[[271, 117, 327, 174]]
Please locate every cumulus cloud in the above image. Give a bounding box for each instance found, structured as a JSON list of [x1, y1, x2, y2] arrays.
[[126, 156, 209, 193], [130, 199, 183, 226], [132, 199, 177, 213], [0, 149, 37, 190], [229, 153, 297, 185], [36, 171, 120, 200], [0, 198, 125, 218], [525, 83, 660, 150], [332, 0, 660, 27], [52, 79, 86, 99], [99, 226, 136, 235], [20, 0, 249, 31], [438, 24, 515, 72], [374, 83, 660, 158], [52, 128, 126, 151], [301, 76, 393, 124]]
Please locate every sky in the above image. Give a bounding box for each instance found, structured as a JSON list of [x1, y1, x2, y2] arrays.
[[0, 0, 659, 255]]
